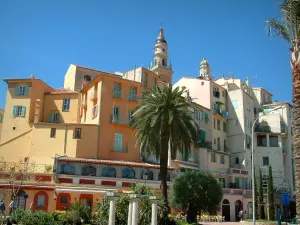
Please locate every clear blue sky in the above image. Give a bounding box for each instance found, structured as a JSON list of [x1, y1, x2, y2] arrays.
[[0, 0, 292, 110]]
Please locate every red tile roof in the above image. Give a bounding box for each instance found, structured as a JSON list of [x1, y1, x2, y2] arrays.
[[57, 157, 174, 170], [47, 88, 78, 95]]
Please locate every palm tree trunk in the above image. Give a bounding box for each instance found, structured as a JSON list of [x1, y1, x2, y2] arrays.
[[160, 130, 170, 218], [292, 61, 300, 221]]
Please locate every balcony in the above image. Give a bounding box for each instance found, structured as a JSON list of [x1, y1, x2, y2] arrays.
[[222, 188, 252, 197], [280, 123, 288, 137], [111, 145, 128, 153], [213, 91, 220, 98], [196, 141, 212, 149], [229, 168, 248, 175], [113, 90, 122, 99], [255, 125, 271, 133], [111, 115, 130, 125], [213, 105, 228, 119], [176, 154, 199, 165]]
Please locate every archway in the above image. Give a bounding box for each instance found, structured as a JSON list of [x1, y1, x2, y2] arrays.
[[235, 200, 243, 221], [222, 199, 230, 221], [33, 191, 49, 212], [12, 190, 26, 210]]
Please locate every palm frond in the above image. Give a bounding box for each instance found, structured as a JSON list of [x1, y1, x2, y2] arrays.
[[266, 19, 290, 42]]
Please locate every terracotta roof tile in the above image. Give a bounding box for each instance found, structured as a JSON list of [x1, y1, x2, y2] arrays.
[[58, 157, 174, 170]]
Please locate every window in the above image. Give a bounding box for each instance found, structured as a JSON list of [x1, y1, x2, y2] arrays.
[[60, 195, 68, 203], [224, 140, 227, 151], [204, 113, 209, 124], [113, 83, 121, 98], [15, 85, 29, 96], [49, 112, 60, 123], [217, 137, 220, 150], [0, 114, 3, 123], [74, 128, 81, 139], [213, 119, 216, 129], [201, 82, 204, 86], [62, 99, 70, 112], [122, 168, 135, 179], [235, 157, 239, 164], [50, 128, 56, 138], [211, 153, 216, 163], [37, 195, 45, 208], [246, 134, 252, 149], [13, 105, 26, 117], [60, 164, 76, 175], [142, 72, 147, 88], [102, 167, 116, 177], [217, 119, 220, 130], [223, 122, 227, 132], [269, 135, 279, 147], [81, 165, 96, 176], [84, 75, 91, 82], [254, 108, 257, 115], [195, 110, 201, 120], [92, 105, 98, 119], [128, 110, 133, 123], [213, 87, 220, 98], [220, 155, 225, 164], [152, 78, 157, 88], [232, 100, 238, 109], [113, 107, 120, 121], [162, 59, 165, 66], [129, 87, 136, 101], [114, 133, 123, 152], [257, 135, 267, 147], [263, 156, 269, 166]]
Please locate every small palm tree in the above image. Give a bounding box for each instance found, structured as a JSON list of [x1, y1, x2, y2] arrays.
[[266, 0, 300, 217], [131, 84, 198, 217]]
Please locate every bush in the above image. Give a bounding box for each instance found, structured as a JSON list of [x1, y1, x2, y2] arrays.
[[10, 209, 27, 224], [60, 202, 91, 225]]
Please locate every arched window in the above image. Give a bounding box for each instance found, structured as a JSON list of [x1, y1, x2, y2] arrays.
[[222, 199, 230, 204], [81, 165, 96, 176], [162, 59, 165, 66], [158, 172, 170, 181], [56, 193, 71, 210], [60, 164, 76, 175], [102, 167, 116, 177], [34, 191, 49, 211], [122, 168, 135, 179], [84, 75, 91, 83], [140, 170, 153, 180]]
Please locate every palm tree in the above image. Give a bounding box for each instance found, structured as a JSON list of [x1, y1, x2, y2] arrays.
[[131, 84, 198, 217], [266, 0, 300, 218]]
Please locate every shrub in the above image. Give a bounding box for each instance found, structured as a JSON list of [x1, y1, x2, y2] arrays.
[[10, 209, 27, 224]]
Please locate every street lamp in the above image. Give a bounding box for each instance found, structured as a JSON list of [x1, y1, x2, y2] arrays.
[[251, 106, 282, 225], [142, 170, 149, 185]]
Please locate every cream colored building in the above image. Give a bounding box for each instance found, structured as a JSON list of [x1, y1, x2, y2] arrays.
[[0, 109, 4, 141]]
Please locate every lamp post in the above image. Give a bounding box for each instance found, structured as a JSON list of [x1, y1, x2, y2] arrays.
[[142, 170, 149, 185], [251, 106, 282, 225]]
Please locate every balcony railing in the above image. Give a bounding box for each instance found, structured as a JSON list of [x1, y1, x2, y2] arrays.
[[196, 141, 212, 149], [0, 162, 53, 174], [176, 154, 199, 165], [222, 188, 252, 196], [213, 106, 228, 119], [113, 90, 121, 99], [255, 125, 271, 133], [111, 115, 130, 125], [111, 146, 128, 153]]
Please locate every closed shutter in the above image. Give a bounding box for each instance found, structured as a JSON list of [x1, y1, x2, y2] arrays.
[[24, 86, 29, 96], [57, 113, 61, 122], [114, 133, 122, 152], [21, 106, 26, 117], [201, 130, 206, 143], [12, 106, 17, 117], [49, 113, 53, 122], [15, 86, 19, 96]]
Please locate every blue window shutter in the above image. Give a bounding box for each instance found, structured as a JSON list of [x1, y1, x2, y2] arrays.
[[24, 86, 29, 96], [15, 86, 19, 96], [67, 99, 70, 110], [49, 113, 53, 122], [12, 106, 17, 117], [57, 113, 61, 122], [21, 106, 26, 117]]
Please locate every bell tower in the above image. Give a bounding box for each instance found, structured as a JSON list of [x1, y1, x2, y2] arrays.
[[149, 26, 173, 84], [200, 58, 212, 80]]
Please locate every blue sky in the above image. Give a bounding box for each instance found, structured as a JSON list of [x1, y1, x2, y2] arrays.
[[0, 0, 292, 110]]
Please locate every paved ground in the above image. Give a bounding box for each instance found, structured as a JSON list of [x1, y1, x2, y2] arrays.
[[200, 222, 241, 225]]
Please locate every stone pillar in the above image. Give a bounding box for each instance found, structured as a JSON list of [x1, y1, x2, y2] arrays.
[[127, 201, 132, 225], [106, 192, 119, 225], [150, 196, 160, 225], [129, 194, 139, 225]]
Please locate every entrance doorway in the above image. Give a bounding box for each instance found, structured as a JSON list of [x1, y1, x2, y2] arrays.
[[235, 200, 243, 221], [12, 190, 26, 210], [222, 199, 230, 221]]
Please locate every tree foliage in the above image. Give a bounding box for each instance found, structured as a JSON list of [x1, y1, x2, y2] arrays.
[[258, 168, 265, 219], [131, 84, 198, 215], [171, 171, 223, 223], [254, 170, 259, 219], [267, 166, 275, 220]]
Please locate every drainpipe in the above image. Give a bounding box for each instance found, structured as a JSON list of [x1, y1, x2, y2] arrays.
[[96, 79, 103, 159], [64, 124, 67, 155]]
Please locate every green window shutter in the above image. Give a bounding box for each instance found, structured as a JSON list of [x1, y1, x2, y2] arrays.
[[201, 131, 206, 142], [114, 133, 122, 152], [15, 86, 19, 96], [21, 106, 26, 117], [24, 86, 29, 96], [12, 106, 17, 117], [57, 113, 61, 122], [49, 113, 53, 122]]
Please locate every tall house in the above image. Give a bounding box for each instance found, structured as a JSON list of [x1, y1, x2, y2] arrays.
[[174, 59, 228, 153], [0, 109, 4, 141]]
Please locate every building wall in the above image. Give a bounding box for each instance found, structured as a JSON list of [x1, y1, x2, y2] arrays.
[[0, 109, 4, 141], [43, 93, 79, 123]]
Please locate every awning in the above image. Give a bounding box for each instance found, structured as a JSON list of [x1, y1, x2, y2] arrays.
[[215, 101, 224, 105], [178, 164, 199, 171]]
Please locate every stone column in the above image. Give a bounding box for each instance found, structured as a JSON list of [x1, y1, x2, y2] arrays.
[[127, 201, 133, 225], [106, 192, 119, 225], [150, 196, 160, 225], [129, 194, 139, 225]]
